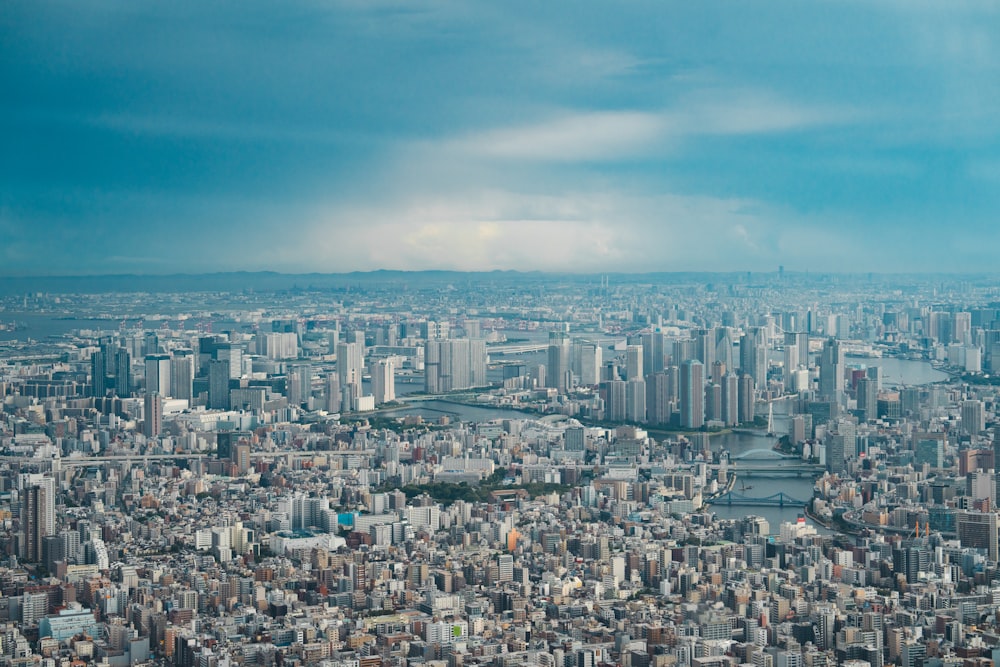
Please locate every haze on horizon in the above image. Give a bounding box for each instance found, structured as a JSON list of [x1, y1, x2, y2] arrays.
[[3, 1, 1000, 277]]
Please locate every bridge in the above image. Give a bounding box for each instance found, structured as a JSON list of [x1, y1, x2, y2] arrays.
[[488, 343, 547, 355], [730, 448, 797, 460], [708, 491, 808, 507]]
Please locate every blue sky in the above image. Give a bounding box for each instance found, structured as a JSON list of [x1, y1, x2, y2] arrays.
[[3, 0, 1000, 275]]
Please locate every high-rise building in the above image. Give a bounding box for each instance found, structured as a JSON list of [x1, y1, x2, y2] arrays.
[[372, 359, 395, 405], [705, 382, 722, 423], [626, 378, 646, 423], [424, 339, 487, 393], [20, 478, 54, 563], [604, 380, 627, 422], [170, 350, 195, 401], [325, 373, 341, 413], [715, 327, 736, 372], [625, 344, 643, 381], [694, 328, 715, 377], [956, 510, 999, 562], [208, 359, 231, 410], [214, 343, 243, 379], [818, 338, 844, 401], [574, 341, 603, 386], [90, 338, 131, 397], [722, 372, 739, 426], [640, 331, 665, 376], [337, 341, 364, 398], [286, 364, 312, 406], [856, 377, 877, 422], [547, 332, 572, 393], [144, 392, 162, 439], [145, 354, 171, 397], [738, 373, 755, 424], [679, 360, 705, 429], [565, 426, 585, 451], [740, 327, 767, 390], [645, 373, 671, 426], [962, 400, 986, 435]]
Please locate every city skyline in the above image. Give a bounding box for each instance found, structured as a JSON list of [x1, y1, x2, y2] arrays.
[[4, 1, 1000, 275]]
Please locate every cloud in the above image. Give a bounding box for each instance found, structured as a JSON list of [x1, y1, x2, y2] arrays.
[[443, 89, 858, 163]]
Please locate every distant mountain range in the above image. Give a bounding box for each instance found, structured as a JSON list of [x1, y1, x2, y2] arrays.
[[0, 269, 986, 295]]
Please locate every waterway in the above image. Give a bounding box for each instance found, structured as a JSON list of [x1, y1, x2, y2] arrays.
[[706, 430, 829, 535]]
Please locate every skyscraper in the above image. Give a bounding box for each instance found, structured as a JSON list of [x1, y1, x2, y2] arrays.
[[962, 400, 986, 435], [90, 338, 131, 398], [679, 360, 705, 429], [145, 354, 171, 397], [740, 327, 767, 390], [337, 341, 364, 398], [625, 344, 643, 381], [722, 372, 739, 426], [856, 377, 877, 422], [20, 478, 54, 563], [372, 358, 395, 405], [208, 359, 231, 410], [626, 378, 646, 423], [170, 350, 195, 401], [640, 331, 665, 375], [547, 332, 572, 393], [574, 341, 603, 386], [144, 392, 163, 438], [818, 338, 844, 401], [645, 372, 671, 426]]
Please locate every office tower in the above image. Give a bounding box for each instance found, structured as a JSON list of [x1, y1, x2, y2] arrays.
[[424, 339, 485, 393], [21, 479, 55, 562], [705, 383, 722, 423], [818, 338, 844, 401], [673, 339, 695, 365], [625, 344, 643, 381], [144, 392, 162, 439], [856, 377, 877, 422], [721, 373, 739, 426], [337, 341, 364, 398], [565, 426, 585, 451], [914, 434, 944, 468], [956, 511, 999, 562], [826, 433, 847, 474], [324, 373, 341, 413], [962, 400, 986, 435], [715, 327, 736, 372], [645, 373, 671, 426], [372, 359, 395, 404], [287, 364, 311, 406], [740, 327, 767, 390], [738, 373, 755, 424], [783, 343, 798, 382], [208, 359, 231, 410], [641, 331, 665, 375], [145, 354, 171, 397], [214, 343, 242, 379], [232, 443, 251, 475], [626, 378, 646, 423], [694, 328, 715, 375], [710, 360, 726, 386], [468, 338, 488, 387], [604, 380, 627, 421], [91, 339, 131, 397], [170, 350, 195, 401], [679, 360, 704, 429], [143, 331, 160, 356], [547, 332, 572, 393], [574, 341, 603, 386]]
